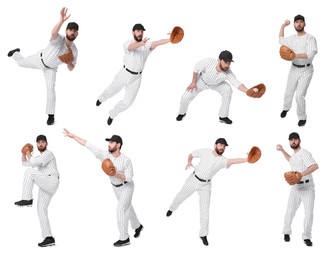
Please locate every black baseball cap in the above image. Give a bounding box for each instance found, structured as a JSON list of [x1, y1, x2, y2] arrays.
[[215, 138, 229, 146], [219, 50, 234, 62], [294, 14, 305, 22], [105, 135, 123, 145], [36, 134, 47, 142], [289, 132, 300, 140], [66, 22, 79, 31], [132, 23, 145, 31]]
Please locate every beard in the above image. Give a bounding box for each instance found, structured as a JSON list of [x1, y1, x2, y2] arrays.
[[66, 34, 76, 41], [215, 147, 224, 155], [134, 35, 143, 42], [290, 143, 300, 150], [108, 147, 117, 153], [38, 146, 47, 152], [295, 26, 305, 33], [219, 63, 229, 72]]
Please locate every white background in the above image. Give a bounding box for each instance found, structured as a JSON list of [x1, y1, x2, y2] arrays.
[[0, 0, 331, 259]]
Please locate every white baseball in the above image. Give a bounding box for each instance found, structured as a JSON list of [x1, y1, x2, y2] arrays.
[[253, 88, 259, 93]]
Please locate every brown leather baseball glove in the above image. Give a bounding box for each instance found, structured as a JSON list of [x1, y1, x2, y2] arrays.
[[279, 45, 296, 61], [170, 26, 184, 44], [246, 83, 266, 98], [58, 47, 74, 64], [247, 146, 261, 163], [284, 171, 302, 185], [21, 143, 33, 154], [101, 158, 116, 176]]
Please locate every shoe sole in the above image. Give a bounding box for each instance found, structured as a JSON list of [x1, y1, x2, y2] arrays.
[[39, 243, 55, 247], [219, 120, 232, 124], [114, 242, 130, 247], [15, 205, 32, 207]]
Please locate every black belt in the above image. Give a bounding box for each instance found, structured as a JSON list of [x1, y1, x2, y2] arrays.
[[40, 53, 52, 69], [112, 181, 127, 187], [194, 174, 211, 183], [123, 65, 142, 75], [292, 63, 311, 68], [298, 180, 310, 184]]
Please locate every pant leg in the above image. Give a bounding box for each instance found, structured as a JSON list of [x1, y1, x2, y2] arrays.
[[283, 67, 298, 111], [295, 67, 314, 120], [198, 183, 211, 237], [12, 52, 43, 70], [43, 69, 58, 115], [98, 69, 130, 102], [301, 187, 315, 239], [37, 188, 54, 238], [108, 75, 142, 119], [169, 174, 198, 211], [283, 188, 302, 235], [113, 182, 135, 240], [211, 82, 233, 118]]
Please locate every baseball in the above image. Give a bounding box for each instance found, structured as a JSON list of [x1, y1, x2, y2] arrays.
[[253, 88, 259, 93]]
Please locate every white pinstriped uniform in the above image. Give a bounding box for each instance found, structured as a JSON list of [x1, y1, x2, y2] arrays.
[[169, 149, 228, 237], [11, 34, 78, 115], [283, 148, 317, 240], [98, 39, 153, 119], [279, 34, 317, 120], [21, 150, 59, 238], [178, 58, 242, 118], [85, 142, 141, 240]]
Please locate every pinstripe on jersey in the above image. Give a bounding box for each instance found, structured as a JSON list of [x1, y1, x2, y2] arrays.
[[11, 34, 78, 115], [279, 34, 317, 120], [21, 150, 59, 238], [283, 148, 317, 239], [85, 142, 141, 240], [98, 40, 153, 119], [169, 149, 228, 237], [178, 58, 242, 117]]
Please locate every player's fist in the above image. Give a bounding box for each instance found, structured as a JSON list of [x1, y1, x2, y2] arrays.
[[282, 20, 290, 27], [276, 144, 283, 151]]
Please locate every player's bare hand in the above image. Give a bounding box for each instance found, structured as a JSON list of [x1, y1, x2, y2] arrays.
[[187, 82, 197, 92], [185, 163, 194, 170], [63, 128, 74, 138], [60, 7, 71, 22], [282, 20, 290, 27], [276, 144, 283, 151]]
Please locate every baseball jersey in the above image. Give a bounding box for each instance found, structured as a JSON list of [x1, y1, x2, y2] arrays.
[[194, 58, 242, 88], [22, 150, 59, 178], [85, 142, 134, 185], [279, 34, 317, 65], [40, 34, 78, 68], [192, 149, 228, 180], [289, 148, 316, 182], [123, 39, 153, 72]]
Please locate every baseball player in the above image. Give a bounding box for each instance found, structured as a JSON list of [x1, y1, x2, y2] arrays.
[[63, 129, 143, 247], [166, 138, 251, 246], [176, 50, 264, 124], [14, 135, 60, 247], [276, 132, 319, 246], [96, 23, 171, 126], [279, 15, 318, 127], [8, 7, 79, 125]]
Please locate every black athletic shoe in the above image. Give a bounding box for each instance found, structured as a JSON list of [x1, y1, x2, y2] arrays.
[[219, 117, 232, 124], [38, 236, 55, 247], [134, 224, 144, 238], [107, 117, 113, 125], [113, 238, 130, 247], [166, 210, 173, 217], [176, 113, 186, 121], [284, 234, 290, 242], [304, 239, 313, 247], [96, 100, 101, 106], [280, 110, 288, 118], [8, 48, 20, 57], [47, 114, 54, 125], [14, 199, 33, 207], [200, 236, 209, 246], [298, 119, 306, 127]]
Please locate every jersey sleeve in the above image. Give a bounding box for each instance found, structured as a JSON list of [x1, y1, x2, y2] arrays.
[[306, 36, 318, 60], [301, 150, 317, 168], [225, 70, 242, 88], [85, 141, 109, 161], [193, 59, 209, 74], [123, 40, 133, 54], [123, 158, 134, 182], [49, 34, 64, 46], [23, 150, 54, 168]]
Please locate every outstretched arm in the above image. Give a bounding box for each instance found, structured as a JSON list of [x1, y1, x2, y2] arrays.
[[227, 158, 247, 168], [128, 37, 150, 51], [63, 128, 86, 145], [150, 38, 170, 50], [51, 7, 71, 40], [276, 144, 291, 161]]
